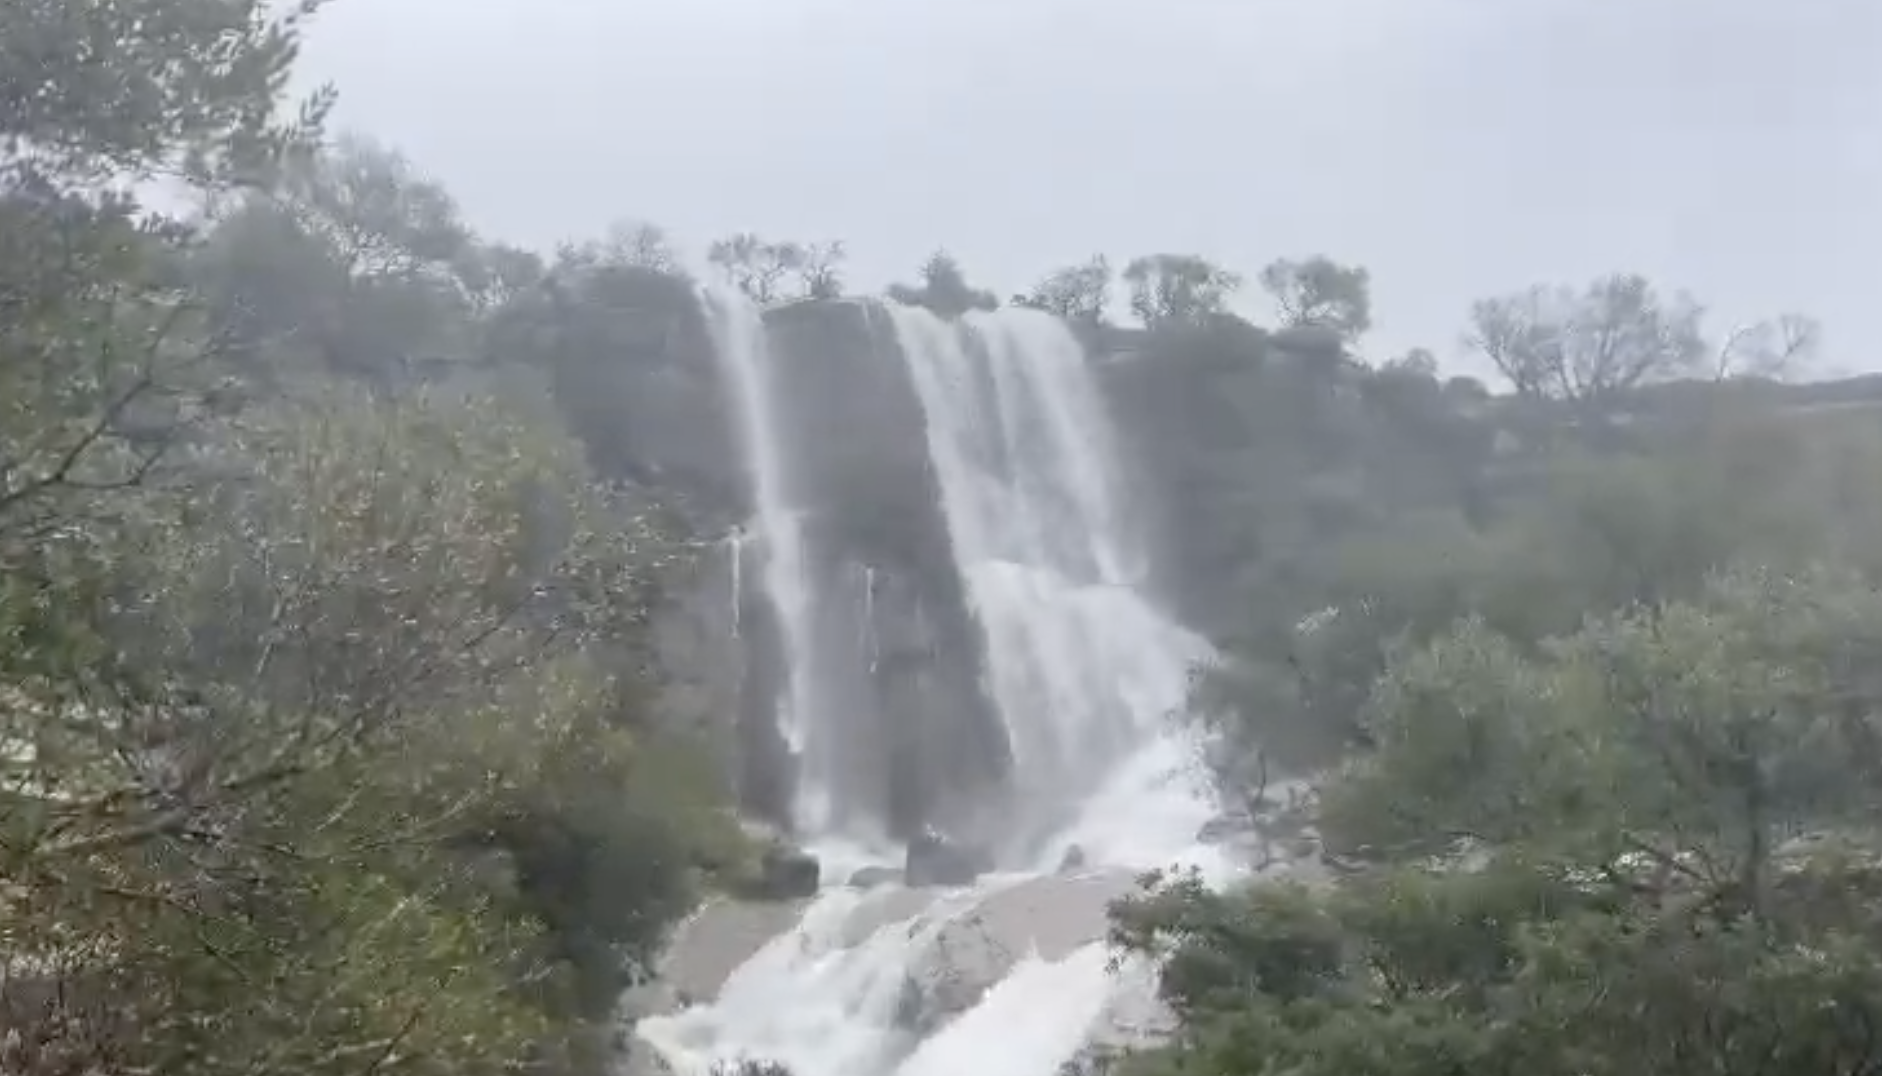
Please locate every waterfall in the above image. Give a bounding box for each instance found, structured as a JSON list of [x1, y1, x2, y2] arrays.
[[642, 300, 1244, 1076], [701, 283, 869, 838], [728, 526, 744, 640], [885, 305, 1216, 862], [699, 286, 815, 758]]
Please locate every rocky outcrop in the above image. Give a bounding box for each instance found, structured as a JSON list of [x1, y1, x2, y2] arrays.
[[636, 870, 1182, 1074], [644, 536, 753, 785], [892, 870, 1143, 1036], [756, 300, 1011, 842], [1057, 844, 1089, 873], [727, 532, 796, 824], [535, 288, 1014, 840], [847, 865, 902, 889], [635, 898, 810, 1012], [533, 266, 743, 519], [751, 845, 821, 900], [718, 821, 823, 902]]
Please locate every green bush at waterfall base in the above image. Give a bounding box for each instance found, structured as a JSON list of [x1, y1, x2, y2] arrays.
[[1112, 418, 1882, 1075]]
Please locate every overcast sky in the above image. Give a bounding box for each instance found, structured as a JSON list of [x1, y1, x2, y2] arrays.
[[299, 0, 1881, 374]]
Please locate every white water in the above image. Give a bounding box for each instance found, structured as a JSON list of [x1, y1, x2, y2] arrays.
[[700, 284, 865, 834], [887, 304, 1218, 862], [699, 287, 812, 756], [647, 300, 1234, 1076]]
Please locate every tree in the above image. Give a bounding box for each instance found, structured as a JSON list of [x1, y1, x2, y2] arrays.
[[1121, 566, 1882, 1076], [1122, 253, 1241, 327], [1710, 312, 1819, 381], [1381, 347, 1438, 378], [2, 385, 739, 1074], [1466, 273, 1706, 405], [1017, 254, 1112, 325], [793, 239, 846, 300], [596, 219, 679, 273], [888, 249, 999, 318], [1322, 564, 1882, 874], [2, 5, 753, 1071], [195, 136, 488, 385], [708, 232, 801, 304], [1, 0, 334, 542], [1258, 256, 1372, 343], [0, 0, 335, 188]]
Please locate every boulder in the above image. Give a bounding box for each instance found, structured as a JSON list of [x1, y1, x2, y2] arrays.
[[654, 899, 809, 1007], [755, 844, 821, 900], [847, 865, 903, 889], [904, 830, 993, 888], [894, 870, 1141, 1036], [1056, 844, 1088, 873]]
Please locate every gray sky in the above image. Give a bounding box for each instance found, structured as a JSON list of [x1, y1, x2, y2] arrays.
[[299, 0, 1881, 375]]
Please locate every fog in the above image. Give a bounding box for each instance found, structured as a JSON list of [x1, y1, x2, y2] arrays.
[[299, 0, 1882, 369]]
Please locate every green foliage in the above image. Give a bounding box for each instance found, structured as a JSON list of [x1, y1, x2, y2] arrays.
[[1257, 256, 1371, 344], [0, 188, 218, 544], [1, 379, 735, 1072], [193, 136, 499, 385], [1, 7, 742, 1055], [889, 249, 1000, 317], [1133, 433, 1882, 1076], [1017, 255, 1113, 326], [1467, 273, 1708, 403], [1326, 565, 1882, 865], [1465, 273, 1817, 406], [1112, 842, 1882, 1076], [1122, 253, 1241, 327], [1186, 410, 1882, 787], [1116, 851, 1882, 1076], [708, 232, 846, 304], [0, 0, 334, 186]]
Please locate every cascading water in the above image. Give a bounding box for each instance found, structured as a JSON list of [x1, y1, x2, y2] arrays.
[[699, 286, 815, 758], [643, 299, 1238, 1076], [885, 305, 1218, 863], [700, 284, 863, 836]]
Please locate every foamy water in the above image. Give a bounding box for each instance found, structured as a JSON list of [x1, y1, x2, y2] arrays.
[[645, 298, 1245, 1076]]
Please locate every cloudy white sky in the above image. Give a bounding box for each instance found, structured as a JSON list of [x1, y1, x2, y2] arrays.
[[299, 0, 1881, 374]]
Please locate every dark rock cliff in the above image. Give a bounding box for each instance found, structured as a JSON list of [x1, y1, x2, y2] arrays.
[[486, 275, 1882, 856], [761, 300, 1010, 842], [536, 289, 1010, 843]]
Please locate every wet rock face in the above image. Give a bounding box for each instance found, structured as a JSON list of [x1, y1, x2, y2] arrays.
[[754, 300, 1013, 842], [728, 535, 795, 825], [644, 537, 749, 788], [644, 898, 812, 1010], [538, 266, 744, 518], [751, 845, 821, 901], [535, 289, 1017, 841], [645, 871, 1155, 1046], [892, 870, 1146, 1037], [848, 865, 902, 889]]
